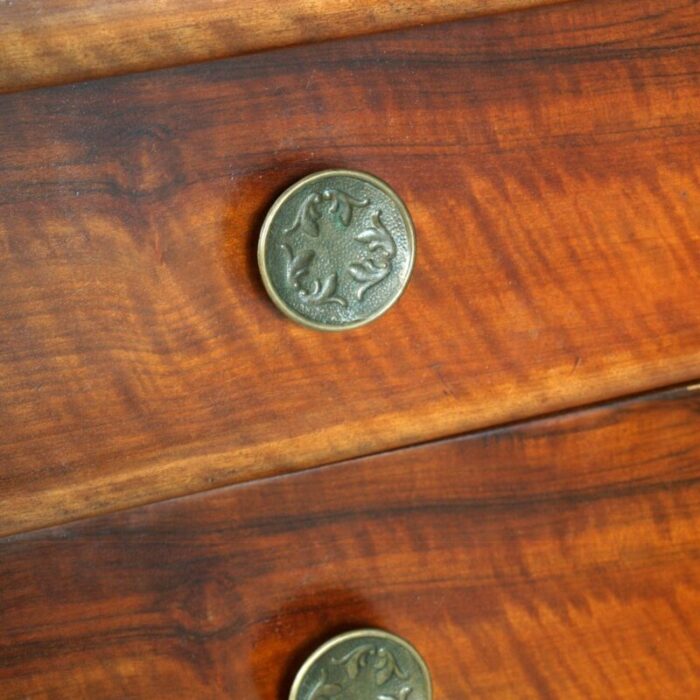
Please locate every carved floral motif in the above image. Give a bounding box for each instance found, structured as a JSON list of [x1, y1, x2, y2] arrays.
[[281, 188, 397, 308], [308, 644, 413, 700], [284, 189, 369, 237], [349, 211, 397, 300]]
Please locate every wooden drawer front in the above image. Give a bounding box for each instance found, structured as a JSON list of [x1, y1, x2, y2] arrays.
[[1, 0, 699, 536], [2, 385, 699, 698], [0, 0, 569, 93]]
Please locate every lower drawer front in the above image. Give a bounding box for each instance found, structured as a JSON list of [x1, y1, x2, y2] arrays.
[[1, 385, 698, 698]]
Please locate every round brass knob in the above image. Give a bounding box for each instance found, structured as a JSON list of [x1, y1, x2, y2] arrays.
[[258, 170, 415, 331], [290, 629, 432, 700]]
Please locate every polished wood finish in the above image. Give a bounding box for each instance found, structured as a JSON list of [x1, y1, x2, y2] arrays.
[[1, 0, 699, 536], [1, 384, 699, 698], [0, 0, 570, 94]]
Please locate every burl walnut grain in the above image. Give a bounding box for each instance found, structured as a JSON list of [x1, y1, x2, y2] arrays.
[[0, 0, 699, 534], [0, 0, 571, 93]]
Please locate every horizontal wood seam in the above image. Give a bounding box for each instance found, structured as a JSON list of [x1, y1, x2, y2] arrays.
[[0, 0, 575, 95], [3, 378, 697, 542]]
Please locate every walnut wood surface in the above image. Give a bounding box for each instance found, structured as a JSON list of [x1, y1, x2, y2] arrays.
[[1, 385, 699, 698], [0, 0, 571, 94], [1, 0, 699, 536]]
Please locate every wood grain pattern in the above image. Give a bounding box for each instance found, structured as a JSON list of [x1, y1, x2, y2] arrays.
[[1, 384, 699, 698], [1, 0, 699, 536], [0, 0, 571, 94]]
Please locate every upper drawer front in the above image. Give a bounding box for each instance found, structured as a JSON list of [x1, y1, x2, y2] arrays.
[[1, 0, 699, 534]]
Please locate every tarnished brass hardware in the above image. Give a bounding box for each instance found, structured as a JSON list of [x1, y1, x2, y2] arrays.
[[289, 628, 432, 700], [258, 170, 415, 331]]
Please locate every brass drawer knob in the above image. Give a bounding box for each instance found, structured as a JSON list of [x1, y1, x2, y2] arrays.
[[290, 629, 432, 700], [258, 170, 415, 331]]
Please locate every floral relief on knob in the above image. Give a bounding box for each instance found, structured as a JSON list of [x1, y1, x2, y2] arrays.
[[258, 170, 415, 331], [290, 630, 431, 700]]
